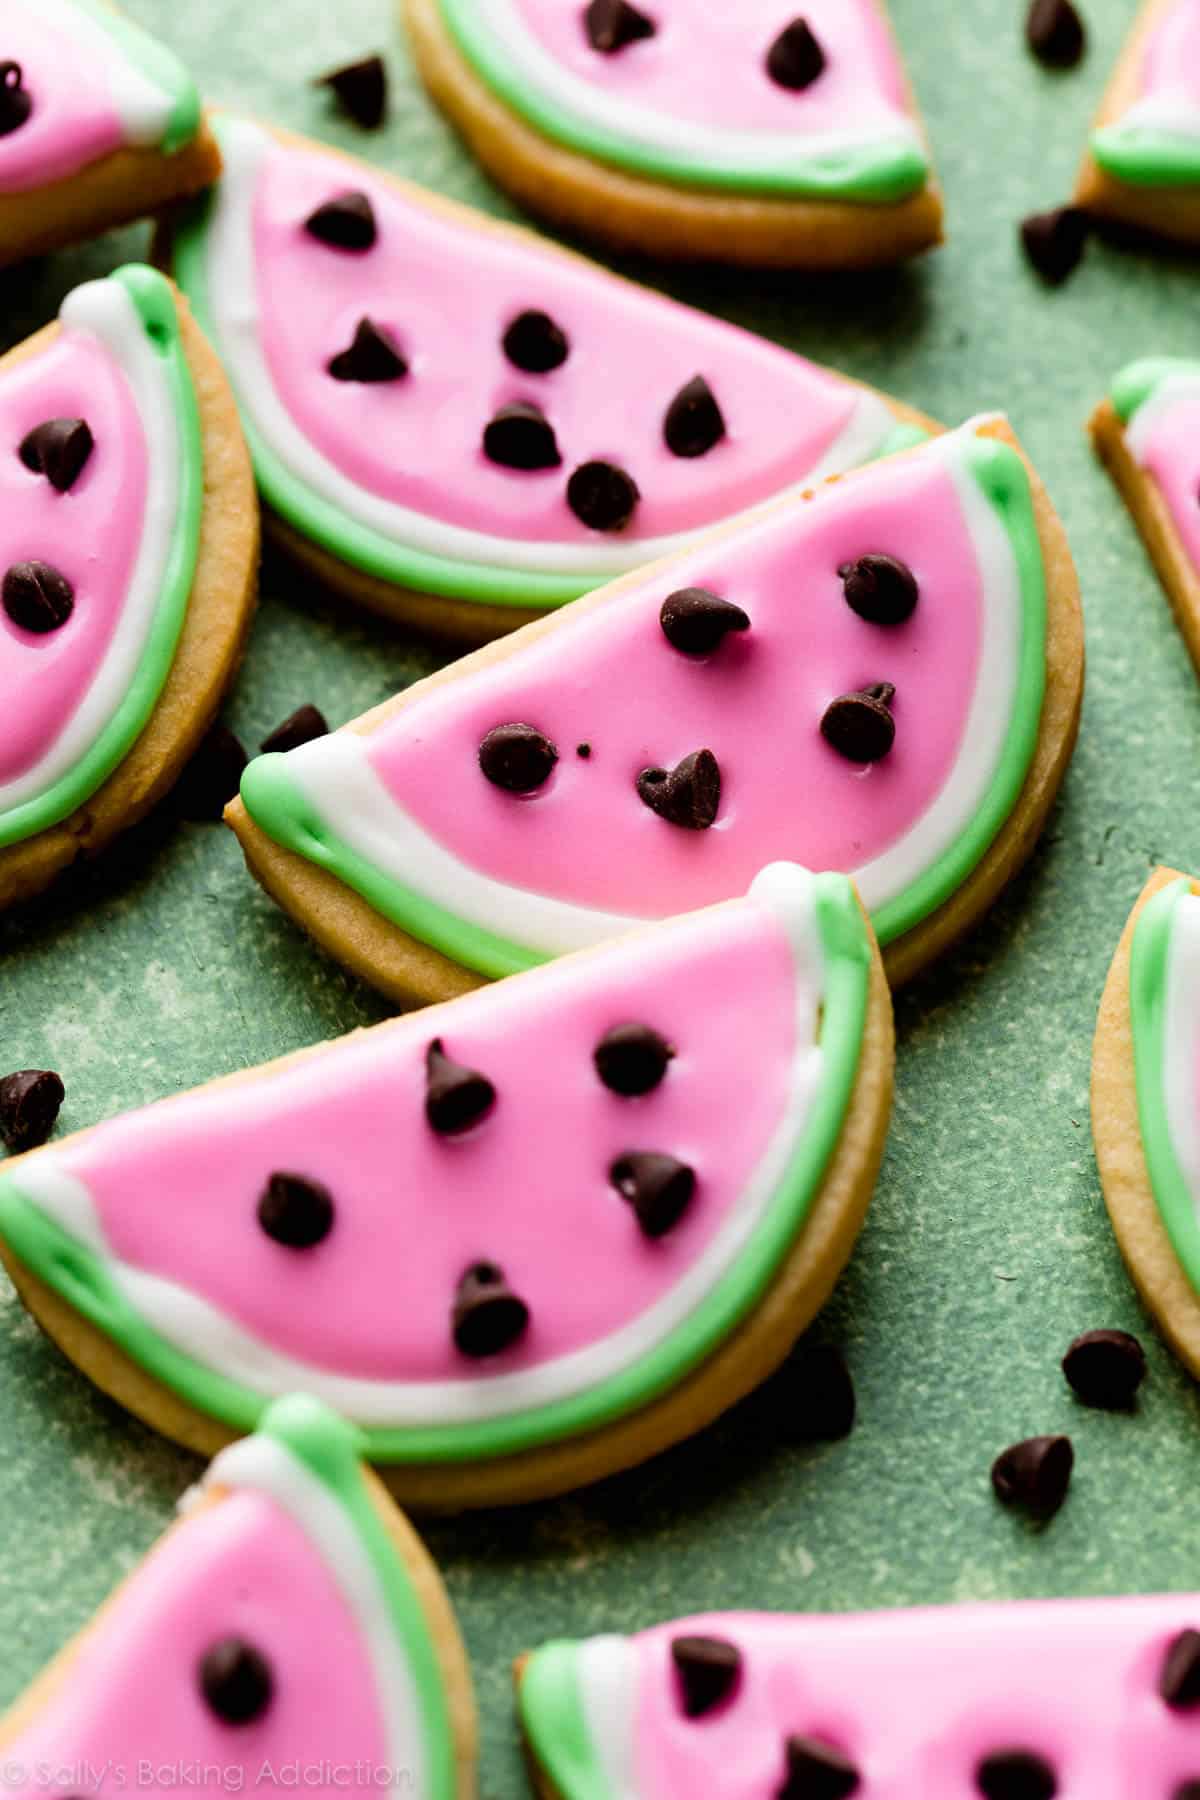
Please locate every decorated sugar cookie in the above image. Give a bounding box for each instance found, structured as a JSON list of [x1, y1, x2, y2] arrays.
[[519, 1599, 1200, 1796], [166, 114, 933, 641], [1093, 868, 1200, 1379], [230, 419, 1083, 1002], [0, 0, 220, 266], [402, 0, 943, 269], [0, 1396, 476, 1800], [0, 265, 257, 911], [1076, 0, 1200, 245], [0, 864, 893, 1509]]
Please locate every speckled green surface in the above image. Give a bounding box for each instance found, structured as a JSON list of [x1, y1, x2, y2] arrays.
[[3, 0, 1200, 1785]]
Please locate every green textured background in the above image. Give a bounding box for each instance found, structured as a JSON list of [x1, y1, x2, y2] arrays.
[[1, 0, 1199, 1787]]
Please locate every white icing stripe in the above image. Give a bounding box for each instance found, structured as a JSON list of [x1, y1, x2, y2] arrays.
[[12, 867, 832, 1429], [0, 278, 183, 817], [1162, 893, 1200, 1213], [576, 1637, 638, 1798], [1108, 93, 1200, 141], [21, 0, 179, 146], [196, 1433, 429, 1800], [202, 117, 895, 582], [1124, 371, 1200, 457]]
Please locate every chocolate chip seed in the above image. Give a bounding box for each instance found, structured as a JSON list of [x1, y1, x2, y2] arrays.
[[670, 1636, 742, 1719], [636, 748, 721, 829], [0, 62, 32, 137], [3, 561, 74, 634], [503, 310, 570, 374], [567, 460, 640, 533], [663, 375, 726, 459], [990, 1435, 1074, 1519], [771, 1342, 857, 1442], [975, 1750, 1058, 1800], [198, 1640, 274, 1725], [778, 1736, 860, 1800], [584, 0, 656, 53], [1061, 1328, 1146, 1409], [304, 191, 378, 251], [19, 417, 94, 492], [259, 704, 329, 756], [174, 724, 247, 821], [483, 401, 562, 471], [576, 742, 592, 759], [257, 1173, 335, 1249], [610, 1152, 696, 1238], [660, 587, 750, 656], [594, 1023, 674, 1096], [327, 317, 407, 382], [1176, 1784, 1200, 1800], [820, 684, 896, 763], [316, 54, 387, 129], [1161, 1630, 1200, 1710], [479, 722, 558, 793], [1021, 206, 1088, 286], [1026, 0, 1086, 68], [425, 1039, 496, 1136], [453, 1262, 529, 1357], [0, 1070, 64, 1154], [840, 554, 919, 626], [766, 19, 827, 91]]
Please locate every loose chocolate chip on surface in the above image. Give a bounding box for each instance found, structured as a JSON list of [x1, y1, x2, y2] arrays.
[[766, 19, 827, 91], [839, 554, 919, 626], [198, 1639, 274, 1725], [3, 561, 74, 634], [611, 1151, 696, 1238], [1021, 206, 1088, 285], [304, 191, 377, 250], [260, 704, 329, 756], [567, 460, 640, 532], [584, 0, 656, 53], [19, 417, 94, 492], [479, 722, 558, 792], [174, 724, 248, 821], [1161, 1630, 1200, 1710], [976, 1750, 1058, 1800], [660, 587, 750, 656], [0, 1070, 64, 1154], [771, 1342, 857, 1441], [453, 1262, 529, 1357], [636, 748, 721, 829], [483, 401, 562, 471], [1026, 0, 1085, 67], [328, 317, 407, 382], [0, 62, 31, 137], [1061, 1327, 1145, 1409], [425, 1039, 496, 1135], [503, 310, 570, 374], [315, 54, 387, 128], [663, 375, 726, 459], [257, 1173, 335, 1248], [778, 1736, 860, 1799], [670, 1636, 742, 1718], [594, 1023, 674, 1096], [990, 1435, 1074, 1518], [820, 684, 896, 763]]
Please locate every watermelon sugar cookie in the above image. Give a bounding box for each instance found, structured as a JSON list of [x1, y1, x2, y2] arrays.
[[0, 1396, 477, 1800], [0, 0, 219, 267], [0, 264, 257, 911], [229, 418, 1084, 1003], [518, 1598, 1200, 1797], [402, 0, 943, 270], [1093, 867, 1200, 1381], [1076, 0, 1200, 245], [164, 114, 935, 643], [0, 863, 893, 1510]]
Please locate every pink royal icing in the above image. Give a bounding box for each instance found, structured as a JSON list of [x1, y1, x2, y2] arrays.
[[0, 7, 126, 194], [1128, 383, 1200, 576], [1137, 0, 1200, 110]]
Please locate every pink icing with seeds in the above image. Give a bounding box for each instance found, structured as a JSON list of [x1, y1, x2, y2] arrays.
[[0, 7, 128, 194]]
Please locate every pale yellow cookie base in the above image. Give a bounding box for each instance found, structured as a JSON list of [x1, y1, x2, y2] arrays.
[[400, 0, 943, 270], [0, 891, 893, 1511], [0, 279, 260, 911]]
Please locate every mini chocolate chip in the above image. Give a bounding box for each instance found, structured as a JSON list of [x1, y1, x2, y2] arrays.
[[820, 684, 896, 763], [425, 1039, 496, 1135], [0, 62, 31, 137], [663, 375, 726, 459], [594, 1023, 674, 1096], [610, 1152, 696, 1238], [660, 587, 750, 656], [975, 1750, 1058, 1800], [19, 417, 94, 492], [670, 1636, 741, 1718], [839, 554, 919, 626], [0, 1070, 64, 1154], [483, 402, 562, 472], [453, 1262, 529, 1357], [479, 723, 558, 793], [584, 0, 656, 53], [770, 1342, 856, 1441], [3, 561, 74, 634], [778, 1736, 860, 1800], [1161, 1630, 1200, 1710], [576, 742, 592, 758], [174, 724, 248, 821], [260, 704, 329, 756], [636, 748, 721, 829], [1026, 0, 1085, 67], [304, 191, 377, 251], [199, 1640, 273, 1725], [990, 1435, 1074, 1518], [766, 19, 827, 91], [315, 54, 387, 128], [503, 310, 570, 374], [257, 1173, 334, 1249], [328, 317, 407, 382], [1021, 206, 1088, 285], [567, 460, 640, 532], [1061, 1328, 1145, 1409]]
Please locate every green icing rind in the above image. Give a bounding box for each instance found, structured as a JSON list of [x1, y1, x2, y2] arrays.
[[1091, 124, 1200, 191], [0, 872, 870, 1466], [436, 0, 929, 203], [68, 0, 202, 153], [0, 264, 204, 851], [519, 1642, 611, 1800], [1110, 357, 1200, 426], [1129, 877, 1200, 1293]]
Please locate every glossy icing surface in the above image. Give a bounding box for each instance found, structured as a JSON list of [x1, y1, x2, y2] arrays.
[[1113, 358, 1200, 577], [1091, 0, 1200, 186], [1130, 876, 1200, 1300]]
